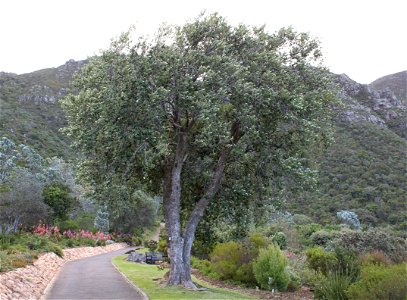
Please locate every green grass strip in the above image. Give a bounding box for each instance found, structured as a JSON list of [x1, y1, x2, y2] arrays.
[[112, 255, 254, 299]]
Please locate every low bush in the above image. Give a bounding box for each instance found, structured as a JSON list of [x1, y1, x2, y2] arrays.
[[190, 256, 212, 276], [210, 241, 244, 280], [272, 232, 287, 250], [333, 228, 407, 262], [234, 262, 256, 285], [147, 240, 158, 252], [333, 247, 360, 281], [208, 233, 269, 285], [296, 223, 322, 246], [292, 214, 314, 225], [253, 244, 289, 291], [314, 271, 353, 300], [359, 250, 391, 266], [286, 266, 301, 291], [348, 263, 407, 300], [310, 230, 337, 247], [306, 247, 338, 276]]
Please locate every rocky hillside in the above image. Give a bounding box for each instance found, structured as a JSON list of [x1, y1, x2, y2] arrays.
[[1, 62, 405, 227], [0, 60, 85, 158], [370, 70, 407, 105], [336, 73, 407, 139], [287, 72, 406, 227]]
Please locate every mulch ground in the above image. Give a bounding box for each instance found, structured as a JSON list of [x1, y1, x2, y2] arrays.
[[191, 269, 314, 299]]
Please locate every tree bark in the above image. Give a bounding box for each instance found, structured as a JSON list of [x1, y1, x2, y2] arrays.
[[164, 145, 229, 289], [163, 132, 192, 287]]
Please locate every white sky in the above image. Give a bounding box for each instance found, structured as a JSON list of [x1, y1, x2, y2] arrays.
[[1, 0, 406, 83]]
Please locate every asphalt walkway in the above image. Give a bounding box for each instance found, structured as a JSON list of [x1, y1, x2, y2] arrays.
[[45, 247, 144, 300]]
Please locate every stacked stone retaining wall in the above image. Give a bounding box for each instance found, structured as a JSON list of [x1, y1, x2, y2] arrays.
[[0, 242, 128, 300]]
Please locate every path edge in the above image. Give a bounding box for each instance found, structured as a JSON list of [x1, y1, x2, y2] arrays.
[[40, 261, 66, 300], [111, 256, 150, 300]]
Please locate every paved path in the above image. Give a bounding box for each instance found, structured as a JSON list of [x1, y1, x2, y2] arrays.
[[45, 247, 144, 300]]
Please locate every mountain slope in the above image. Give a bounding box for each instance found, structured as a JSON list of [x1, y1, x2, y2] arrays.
[[1, 62, 405, 227], [287, 72, 407, 227], [370, 70, 407, 105], [0, 60, 85, 159]]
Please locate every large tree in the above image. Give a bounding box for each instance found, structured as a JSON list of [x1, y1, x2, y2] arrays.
[[62, 14, 335, 288]]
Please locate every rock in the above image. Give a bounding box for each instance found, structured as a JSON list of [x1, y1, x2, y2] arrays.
[[127, 252, 146, 263]]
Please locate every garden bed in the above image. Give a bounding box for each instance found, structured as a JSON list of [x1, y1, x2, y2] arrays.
[[191, 269, 313, 300]]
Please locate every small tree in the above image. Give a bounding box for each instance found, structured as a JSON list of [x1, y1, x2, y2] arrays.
[[43, 183, 75, 221], [94, 205, 109, 234], [62, 14, 335, 288]]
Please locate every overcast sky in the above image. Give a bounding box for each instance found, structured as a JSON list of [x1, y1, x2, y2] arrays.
[[1, 0, 406, 83]]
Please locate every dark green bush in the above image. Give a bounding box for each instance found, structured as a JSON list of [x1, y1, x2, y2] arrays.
[[253, 244, 289, 291], [272, 232, 287, 249], [310, 230, 337, 246], [43, 183, 75, 221], [296, 223, 323, 246], [348, 263, 407, 300], [306, 247, 338, 276], [57, 219, 80, 232]]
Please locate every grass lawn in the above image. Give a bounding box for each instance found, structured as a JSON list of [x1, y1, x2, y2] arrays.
[[112, 255, 254, 299]]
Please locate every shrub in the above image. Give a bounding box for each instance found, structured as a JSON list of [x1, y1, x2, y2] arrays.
[[235, 263, 256, 285], [131, 236, 143, 246], [157, 240, 167, 256], [306, 247, 338, 276], [210, 241, 244, 280], [348, 263, 407, 300], [190, 256, 212, 275], [286, 267, 301, 291], [57, 219, 80, 232], [310, 230, 336, 246], [43, 183, 75, 221], [0, 250, 13, 272], [359, 250, 391, 266], [272, 232, 287, 249], [336, 210, 361, 230], [333, 247, 360, 281], [245, 232, 269, 261], [334, 228, 407, 262], [253, 244, 289, 291], [292, 214, 314, 225], [296, 223, 322, 246], [147, 240, 158, 252], [314, 271, 353, 300]]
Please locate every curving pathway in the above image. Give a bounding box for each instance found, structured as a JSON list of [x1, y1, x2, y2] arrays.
[[45, 247, 145, 300]]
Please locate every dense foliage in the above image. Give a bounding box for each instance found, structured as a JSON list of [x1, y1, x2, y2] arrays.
[[61, 13, 335, 286]]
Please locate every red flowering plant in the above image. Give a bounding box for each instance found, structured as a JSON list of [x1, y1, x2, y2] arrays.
[[33, 223, 111, 245]]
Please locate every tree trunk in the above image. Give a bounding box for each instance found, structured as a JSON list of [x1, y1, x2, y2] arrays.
[[164, 147, 229, 289], [162, 132, 195, 287]]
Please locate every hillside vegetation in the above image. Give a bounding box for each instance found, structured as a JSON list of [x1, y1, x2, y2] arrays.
[[0, 60, 85, 159], [0, 62, 405, 229]]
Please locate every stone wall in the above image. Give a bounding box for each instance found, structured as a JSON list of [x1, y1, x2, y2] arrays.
[[0, 242, 128, 300]]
